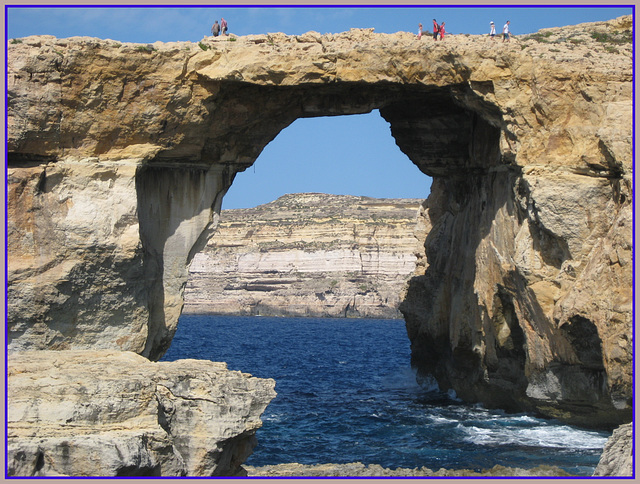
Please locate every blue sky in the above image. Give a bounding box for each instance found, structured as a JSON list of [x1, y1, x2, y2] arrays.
[[6, 5, 633, 209]]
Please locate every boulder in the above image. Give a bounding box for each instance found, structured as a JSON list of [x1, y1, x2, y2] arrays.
[[7, 351, 276, 476]]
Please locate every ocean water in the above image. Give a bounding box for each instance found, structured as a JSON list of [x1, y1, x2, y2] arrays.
[[161, 315, 611, 476]]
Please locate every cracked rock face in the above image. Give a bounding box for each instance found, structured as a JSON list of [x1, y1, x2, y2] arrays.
[[7, 351, 276, 476], [593, 423, 633, 476], [7, 14, 633, 434]]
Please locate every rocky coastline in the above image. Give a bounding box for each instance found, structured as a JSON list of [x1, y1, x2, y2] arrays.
[[7, 15, 633, 477], [245, 462, 573, 477], [246, 420, 634, 477]]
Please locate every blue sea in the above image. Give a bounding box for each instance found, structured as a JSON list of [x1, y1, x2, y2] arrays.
[[161, 315, 611, 476]]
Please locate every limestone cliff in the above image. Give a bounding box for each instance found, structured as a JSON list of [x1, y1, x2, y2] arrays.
[[7, 350, 276, 476], [185, 193, 422, 318], [7, 14, 633, 439], [593, 423, 634, 476]]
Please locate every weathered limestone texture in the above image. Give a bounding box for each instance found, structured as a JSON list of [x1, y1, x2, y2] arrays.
[[7, 15, 633, 430], [185, 193, 423, 318], [7, 350, 276, 476], [593, 423, 634, 476]]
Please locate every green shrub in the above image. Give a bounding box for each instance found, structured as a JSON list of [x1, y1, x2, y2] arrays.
[[591, 31, 632, 44], [198, 42, 210, 51], [136, 44, 156, 53], [528, 31, 553, 43]]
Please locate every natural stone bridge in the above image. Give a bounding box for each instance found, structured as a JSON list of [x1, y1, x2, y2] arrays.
[[7, 16, 633, 475]]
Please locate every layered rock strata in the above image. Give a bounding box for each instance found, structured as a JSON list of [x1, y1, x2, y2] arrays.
[[185, 193, 423, 318], [7, 13, 633, 446], [7, 350, 276, 477]]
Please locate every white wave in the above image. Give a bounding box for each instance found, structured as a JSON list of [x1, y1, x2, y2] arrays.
[[503, 414, 540, 424], [461, 424, 609, 450], [263, 413, 283, 423]]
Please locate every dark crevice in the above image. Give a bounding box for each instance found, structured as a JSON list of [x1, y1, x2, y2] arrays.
[[115, 464, 162, 476], [561, 316, 605, 371], [7, 153, 57, 168]]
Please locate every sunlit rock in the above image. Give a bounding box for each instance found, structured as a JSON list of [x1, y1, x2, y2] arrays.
[[7, 350, 276, 476], [7, 15, 633, 434], [185, 193, 423, 318]]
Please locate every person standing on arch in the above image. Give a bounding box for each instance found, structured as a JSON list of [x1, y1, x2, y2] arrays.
[[432, 19, 439, 40], [221, 17, 228, 35], [502, 20, 511, 42], [418, 23, 423, 39], [439, 21, 446, 40], [211, 20, 220, 37], [489, 21, 496, 40]]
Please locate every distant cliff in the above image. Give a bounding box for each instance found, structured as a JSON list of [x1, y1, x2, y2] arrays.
[[185, 193, 423, 319]]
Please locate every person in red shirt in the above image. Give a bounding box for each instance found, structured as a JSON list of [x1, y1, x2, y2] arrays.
[[439, 22, 446, 40], [432, 19, 439, 40]]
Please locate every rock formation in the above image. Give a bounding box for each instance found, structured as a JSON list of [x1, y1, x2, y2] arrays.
[[398, 19, 633, 429], [593, 422, 634, 476], [7, 15, 634, 474], [185, 193, 423, 318], [7, 350, 276, 476]]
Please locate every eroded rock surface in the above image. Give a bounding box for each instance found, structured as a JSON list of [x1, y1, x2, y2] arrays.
[[7, 350, 276, 476], [7, 16, 633, 429], [185, 193, 423, 318], [593, 423, 634, 476]]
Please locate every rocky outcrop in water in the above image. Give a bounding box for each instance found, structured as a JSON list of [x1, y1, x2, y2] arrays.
[[7, 350, 276, 476], [7, 15, 633, 470], [185, 193, 422, 318]]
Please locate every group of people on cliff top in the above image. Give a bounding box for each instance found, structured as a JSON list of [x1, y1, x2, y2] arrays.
[[210, 16, 511, 42], [211, 17, 229, 37], [417, 20, 446, 40], [418, 19, 511, 41]]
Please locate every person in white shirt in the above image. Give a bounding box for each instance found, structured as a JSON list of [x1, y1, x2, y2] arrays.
[[489, 21, 496, 40], [502, 20, 511, 42]]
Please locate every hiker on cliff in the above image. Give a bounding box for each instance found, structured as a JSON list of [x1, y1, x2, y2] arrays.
[[221, 17, 228, 35], [439, 22, 446, 40], [432, 19, 439, 40], [417, 23, 423, 40], [489, 21, 496, 40], [502, 20, 511, 42], [211, 20, 220, 37]]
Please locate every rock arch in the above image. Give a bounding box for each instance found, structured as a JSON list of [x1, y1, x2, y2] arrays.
[[7, 19, 632, 427]]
